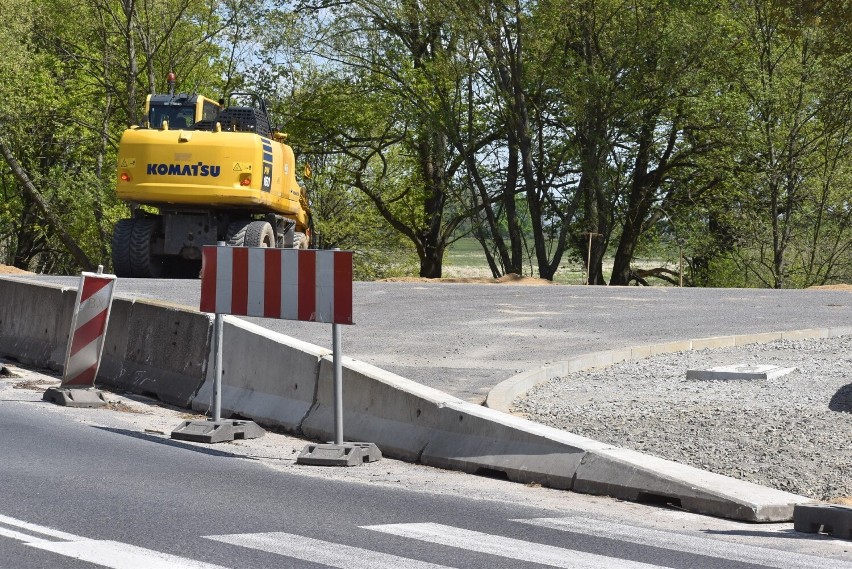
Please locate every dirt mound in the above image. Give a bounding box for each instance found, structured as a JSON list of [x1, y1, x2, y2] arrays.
[[378, 273, 556, 285], [808, 284, 852, 291], [0, 264, 33, 275]]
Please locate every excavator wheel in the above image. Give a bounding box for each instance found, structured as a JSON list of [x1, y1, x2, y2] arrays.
[[226, 220, 250, 246], [244, 221, 275, 248], [293, 232, 309, 249], [227, 220, 275, 247], [111, 218, 135, 277], [129, 217, 164, 278]]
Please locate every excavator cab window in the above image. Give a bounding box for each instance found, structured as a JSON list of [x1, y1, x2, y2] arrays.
[[149, 105, 195, 129]]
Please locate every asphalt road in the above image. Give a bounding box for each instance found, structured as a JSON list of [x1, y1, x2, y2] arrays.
[[9, 275, 852, 401], [2, 384, 850, 569]]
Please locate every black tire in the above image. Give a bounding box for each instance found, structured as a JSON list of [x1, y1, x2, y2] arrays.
[[244, 221, 275, 248], [226, 220, 251, 246], [111, 218, 135, 277], [129, 217, 164, 278], [293, 231, 308, 249]]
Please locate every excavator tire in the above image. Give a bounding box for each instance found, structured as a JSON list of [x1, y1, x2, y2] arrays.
[[226, 220, 251, 246], [244, 221, 275, 248], [129, 217, 164, 278], [111, 218, 135, 277], [293, 231, 308, 249]]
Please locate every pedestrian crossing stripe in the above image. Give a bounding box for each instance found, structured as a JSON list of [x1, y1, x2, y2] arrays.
[[2, 511, 850, 569], [206, 532, 450, 569], [362, 523, 665, 569], [514, 517, 849, 569], [0, 514, 226, 569]]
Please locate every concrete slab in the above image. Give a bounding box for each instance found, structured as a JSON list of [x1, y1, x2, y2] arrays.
[[42, 387, 107, 408], [573, 446, 810, 522], [296, 442, 382, 466], [170, 419, 264, 443], [794, 503, 852, 540], [686, 364, 796, 381]]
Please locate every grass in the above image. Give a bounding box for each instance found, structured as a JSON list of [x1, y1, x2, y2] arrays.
[[444, 237, 679, 285]]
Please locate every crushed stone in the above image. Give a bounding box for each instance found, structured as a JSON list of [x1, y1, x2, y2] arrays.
[[514, 335, 852, 501]]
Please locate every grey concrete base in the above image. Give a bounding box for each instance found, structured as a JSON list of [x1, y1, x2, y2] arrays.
[[296, 442, 382, 467], [686, 364, 797, 381], [573, 447, 809, 522], [170, 420, 264, 443], [42, 387, 107, 408], [794, 503, 852, 540]]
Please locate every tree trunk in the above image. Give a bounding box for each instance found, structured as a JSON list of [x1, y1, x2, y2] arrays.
[[0, 137, 95, 271]]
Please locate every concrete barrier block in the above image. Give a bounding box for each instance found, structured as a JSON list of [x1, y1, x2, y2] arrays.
[[302, 356, 456, 461], [303, 356, 597, 488], [691, 336, 735, 350], [649, 340, 692, 355], [98, 297, 133, 382], [734, 332, 782, 346], [192, 317, 329, 432], [106, 301, 211, 406], [0, 278, 75, 369], [423, 401, 600, 489], [567, 351, 613, 373], [574, 447, 809, 522]]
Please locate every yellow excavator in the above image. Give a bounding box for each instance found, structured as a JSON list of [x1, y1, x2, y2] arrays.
[[112, 73, 311, 277]]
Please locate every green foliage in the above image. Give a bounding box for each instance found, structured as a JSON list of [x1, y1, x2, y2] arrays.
[[1, 0, 851, 286]]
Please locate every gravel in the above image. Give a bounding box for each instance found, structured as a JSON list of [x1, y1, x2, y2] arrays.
[[513, 335, 852, 501]]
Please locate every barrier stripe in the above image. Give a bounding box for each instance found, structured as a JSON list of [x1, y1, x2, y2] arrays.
[[69, 309, 108, 357], [199, 246, 353, 324], [316, 249, 335, 323], [281, 250, 299, 320], [297, 250, 316, 322], [247, 247, 265, 317], [199, 247, 217, 313], [64, 362, 98, 386], [62, 272, 116, 387], [231, 247, 249, 315], [334, 252, 353, 324], [264, 249, 282, 318], [80, 277, 112, 304]]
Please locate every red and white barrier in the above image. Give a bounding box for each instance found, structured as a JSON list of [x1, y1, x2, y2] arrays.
[[62, 272, 117, 386], [199, 247, 353, 324]]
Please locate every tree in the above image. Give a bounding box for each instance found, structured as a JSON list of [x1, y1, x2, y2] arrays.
[[724, 0, 852, 288]]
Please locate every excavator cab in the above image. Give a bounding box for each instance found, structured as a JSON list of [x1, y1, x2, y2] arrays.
[[145, 94, 221, 129]]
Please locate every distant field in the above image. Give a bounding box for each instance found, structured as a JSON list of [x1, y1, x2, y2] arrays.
[[443, 238, 678, 285]]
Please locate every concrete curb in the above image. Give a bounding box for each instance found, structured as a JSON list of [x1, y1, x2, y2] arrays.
[[484, 328, 852, 414]]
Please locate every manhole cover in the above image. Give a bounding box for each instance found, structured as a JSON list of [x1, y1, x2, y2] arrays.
[[686, 364, 796, 381]]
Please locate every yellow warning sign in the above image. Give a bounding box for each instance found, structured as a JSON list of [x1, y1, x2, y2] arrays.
[[233, 162, 253, 172], [119, 159, 137, 168]]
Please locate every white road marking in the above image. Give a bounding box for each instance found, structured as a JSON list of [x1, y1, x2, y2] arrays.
[[515, 517, 852, 569], [0, 513, 228, 569], [362, 522, 667, 569], [27, 540, 230, 569], [0, 513, 79, 540], [206, 531, 452, 569]]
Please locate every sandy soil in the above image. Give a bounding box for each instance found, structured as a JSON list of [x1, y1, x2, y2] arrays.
[[0, 264, 34, 275], [379, 273, 556, 285]]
